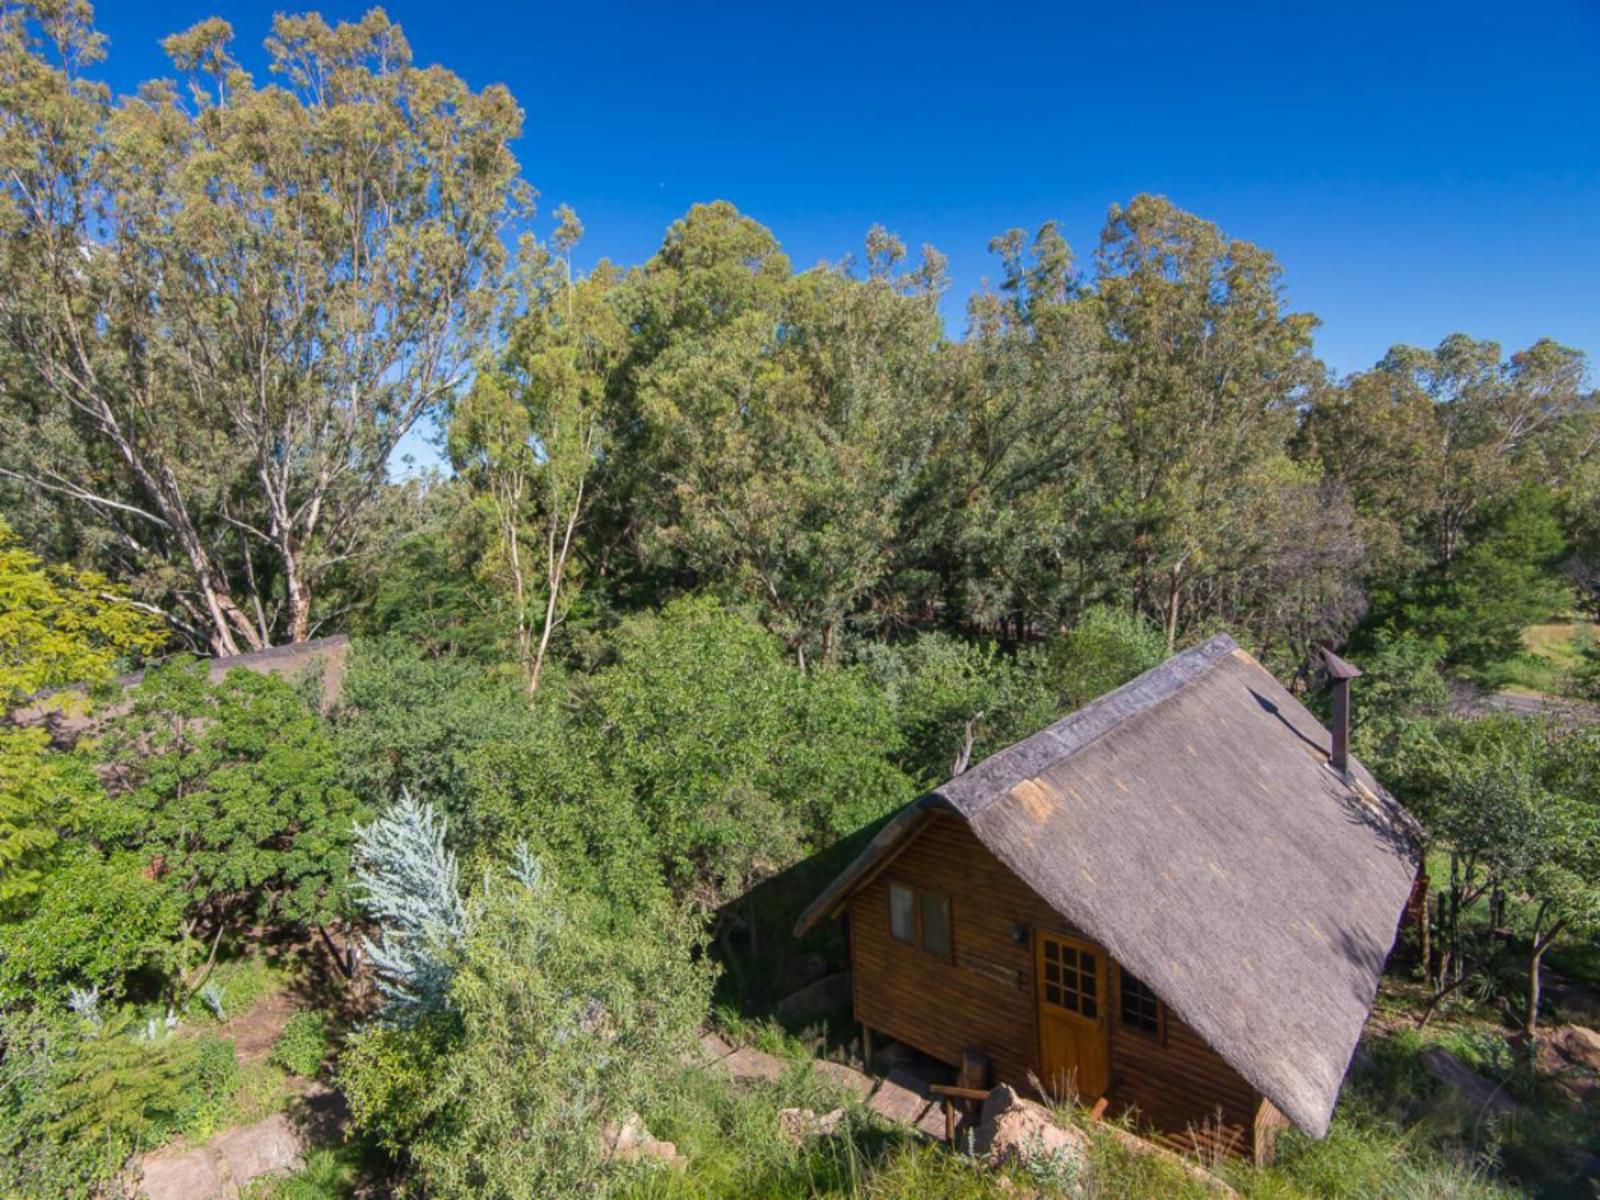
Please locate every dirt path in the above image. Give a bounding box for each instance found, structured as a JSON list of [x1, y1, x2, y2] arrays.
[[217, 988, 299, 1063]]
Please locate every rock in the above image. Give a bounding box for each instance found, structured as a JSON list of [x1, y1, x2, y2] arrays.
[[688, 1030, 733, 1067], [1538, 1024, 1600, 1102], [777, 1106, 846, 1140], [213, 1112, 303, 1184], [971, 1084, 1090, 1177], [137, 1109, 307, 1200], [1548, 1024, 1600, 1073], [602, 1113, 682, 1167], [811, 1058, 874, 1101], [867, 1074, 930, 1125], [137, 1149, 234, 1200], [1419, 1047, 1518, 1116], [721, 1045, 786, 1084], [777, 952, 832, 996], [775, 971, 853, 1024]]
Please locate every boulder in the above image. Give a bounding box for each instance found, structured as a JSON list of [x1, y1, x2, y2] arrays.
[[1538, 1024, 1600, 1102], [602, 1113, 682, 1168], [775, 971, 853, 1025], [971, 1084, 1089, 1177], [777, 1106, 846, 1141], [137, 1109, 306, 1200], [213, 1112, 303, 1184], [721, 1045, 786, 1084], [1419, 1047, 1518, 1116], [1547, 1024, 1600, 1074], [136, 1149, 233, 1200]]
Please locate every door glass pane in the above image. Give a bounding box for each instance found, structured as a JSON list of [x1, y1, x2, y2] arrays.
[[889, 884, 915, 944], [921, 893, 951, 957]]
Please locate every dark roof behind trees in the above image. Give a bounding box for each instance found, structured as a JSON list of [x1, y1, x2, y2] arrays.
[[797, 634, 1419, 1138], [10, 635, 351, 741]]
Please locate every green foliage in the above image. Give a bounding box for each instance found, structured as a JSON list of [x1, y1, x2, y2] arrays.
[[589, 597, 915, 905], [858, 633, 1057, 786], [0, 9, 531, 652], [0, 1011, 235, 1198], [1373, 485, 1571, 671], [0, 520, 163, 910], [0, 518, 165, 708], [253, 1146, 361, 1200], [330, 637, 537, 854], [0, 725, 102, 913], [270, 1012, 329, 1079], [1571, 625, 1600, 700], [341, 850, 714, 1199], [1049, 606, 1168, 710], [94, 662, 358, 934], [0, 849, 179, 1007]]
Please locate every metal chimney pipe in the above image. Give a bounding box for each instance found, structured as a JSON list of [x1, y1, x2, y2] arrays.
[[1318, 646, 1363, 779]]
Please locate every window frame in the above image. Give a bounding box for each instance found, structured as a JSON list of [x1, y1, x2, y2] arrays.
[[1116, 965, 1166, 1042], [885, 879, 954, 962]]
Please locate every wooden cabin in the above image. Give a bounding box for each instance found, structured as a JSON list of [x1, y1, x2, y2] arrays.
[[795, 635, 1418, 1162]]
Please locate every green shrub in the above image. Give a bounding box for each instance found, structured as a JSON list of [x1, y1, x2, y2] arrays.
[[177, 1035, 241, 1141], [0, 1011, 228, 1198], [271, 1012, 329, 1078]]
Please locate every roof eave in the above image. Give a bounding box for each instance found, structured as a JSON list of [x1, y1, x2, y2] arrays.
[[792, 795, 952, 936]]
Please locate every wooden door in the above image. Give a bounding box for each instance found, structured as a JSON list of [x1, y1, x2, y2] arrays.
[[1035, 932, 1109, 1102]]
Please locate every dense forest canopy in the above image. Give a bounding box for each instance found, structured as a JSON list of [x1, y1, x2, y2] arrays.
[[1, 5, 1593, 674], [1, 5, 1598, 1200]]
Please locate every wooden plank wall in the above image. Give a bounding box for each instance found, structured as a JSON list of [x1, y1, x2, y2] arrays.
[[848, 813, 1265, 1158]]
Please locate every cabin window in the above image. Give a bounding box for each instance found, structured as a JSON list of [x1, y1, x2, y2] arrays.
[[887, 882, 952, 958], [1119, 968, 1162, 1036], [920, 892, 951, 957], [1041, 938, 1098, 1017], [889, 884, 917, 944]]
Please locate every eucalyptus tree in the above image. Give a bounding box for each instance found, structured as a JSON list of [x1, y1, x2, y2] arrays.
[[601, 203, 948, 663], [1093, 195, 1321, 650], [448, 208, 624, 693], [0, 5, 531, 653]]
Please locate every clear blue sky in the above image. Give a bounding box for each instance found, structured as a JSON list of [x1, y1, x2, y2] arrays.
[[92, 0, 1598, 381]]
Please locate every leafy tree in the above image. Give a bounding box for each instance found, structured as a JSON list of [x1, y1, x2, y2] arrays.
[[1569, 625, 1600, 701], [0, 6, 530, 651], [449, 209, 623, 693], [1516, 725, 1600, 1038], [93, 663, 358, 961], [1376, 484, 1569, 670], [328, 636, 538, 853], [1049, 605, 1168, 710], [1094, 194, 1321, 650], [599, 205, 945, 661], [0, 850, 179, 1007], [858, 632, 1058, 784], [0, 518, 162, 909], [587, 596, 914, 907]]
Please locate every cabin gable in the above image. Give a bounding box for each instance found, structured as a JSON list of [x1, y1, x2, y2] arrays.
[[847, 812, 1268, 1159]]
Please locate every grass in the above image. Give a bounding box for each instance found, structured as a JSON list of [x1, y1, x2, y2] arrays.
[[1479, 621, 1599, 697], [186, 956, 291, 1024], [603, 1021, 1557, 1200]]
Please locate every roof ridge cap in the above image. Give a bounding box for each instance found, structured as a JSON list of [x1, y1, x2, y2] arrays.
[[944, 633, 1240, 819]]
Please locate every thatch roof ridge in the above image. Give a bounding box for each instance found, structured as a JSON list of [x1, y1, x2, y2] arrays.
[[935, 633, 1240, 819]]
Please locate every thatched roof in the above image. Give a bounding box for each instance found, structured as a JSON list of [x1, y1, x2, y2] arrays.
[[796, 634, 1419, 1139]]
